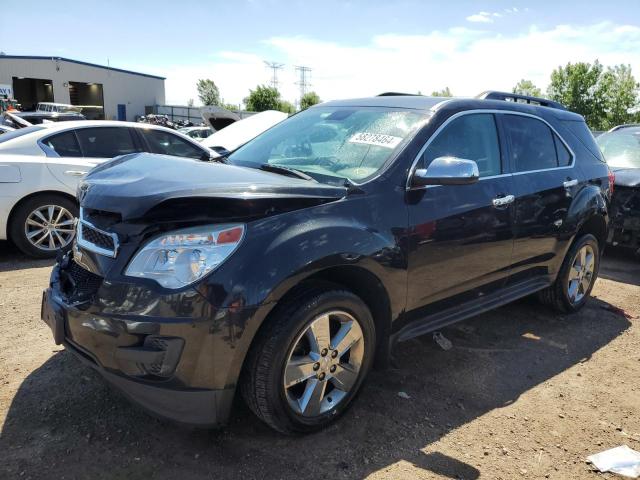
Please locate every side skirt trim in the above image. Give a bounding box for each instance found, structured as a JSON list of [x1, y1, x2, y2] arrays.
[[392, 277, 550, 344]]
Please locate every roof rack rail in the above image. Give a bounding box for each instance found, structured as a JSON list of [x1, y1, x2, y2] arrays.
[[377, 92, 421, 97], [476, 91, 566, 110]]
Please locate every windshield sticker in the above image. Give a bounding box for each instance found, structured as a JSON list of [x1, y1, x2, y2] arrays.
[[348, 132, 403, 149]]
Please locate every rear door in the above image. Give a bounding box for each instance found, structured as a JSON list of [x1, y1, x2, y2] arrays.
[[500, 113, 581, 285], [406, 112, 516, 317], [44, 126, 142, 189]]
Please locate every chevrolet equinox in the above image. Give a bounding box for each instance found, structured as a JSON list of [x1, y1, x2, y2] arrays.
[[42, 91, 612, 433]]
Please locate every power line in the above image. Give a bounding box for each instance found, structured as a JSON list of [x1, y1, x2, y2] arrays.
[[295, 65, 312, 102], [264, 61, 284, 90]]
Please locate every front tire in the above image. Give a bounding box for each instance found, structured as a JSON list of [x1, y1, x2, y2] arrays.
[[9, 194, 78, 259], [538, 234, 600, 313], [240, 288, 375, 434]]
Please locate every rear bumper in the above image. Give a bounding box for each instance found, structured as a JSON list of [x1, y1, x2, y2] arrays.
[[40, 259, 263, 427]]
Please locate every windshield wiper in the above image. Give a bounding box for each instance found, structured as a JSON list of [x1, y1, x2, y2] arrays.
[[259, 163, 316, 182]]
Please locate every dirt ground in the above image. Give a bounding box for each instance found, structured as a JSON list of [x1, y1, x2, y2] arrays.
[[0, 241, 639, 480]]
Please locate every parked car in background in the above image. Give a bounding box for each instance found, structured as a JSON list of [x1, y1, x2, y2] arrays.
[[201, 110, 287, 154], [36, 102, 82, 113], [1, 110, 86, 128], [42, 92, 611, 433], [178, 125, 213, 141], [597, 124, 640, 255], [0, 121, 215, 257]]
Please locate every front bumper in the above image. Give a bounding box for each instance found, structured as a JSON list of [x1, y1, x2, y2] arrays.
[[41, 259, 260, 427]]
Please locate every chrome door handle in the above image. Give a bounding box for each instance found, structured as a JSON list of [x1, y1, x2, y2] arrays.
[[64, 170, 88, 177], [492, 194, 515, 207], [563, 179, 578, 188]]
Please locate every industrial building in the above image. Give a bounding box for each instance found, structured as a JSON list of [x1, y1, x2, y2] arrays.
[[0, 55, 165, 121]]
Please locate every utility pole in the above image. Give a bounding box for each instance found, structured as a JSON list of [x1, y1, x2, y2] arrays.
[[264, 61, 284, 90], [295, 65, 312, 105]]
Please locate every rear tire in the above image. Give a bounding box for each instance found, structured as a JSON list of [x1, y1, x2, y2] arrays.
[[240, 288, 375, 434], [538, 234, 600, 313], [9, 194, 78, 259]]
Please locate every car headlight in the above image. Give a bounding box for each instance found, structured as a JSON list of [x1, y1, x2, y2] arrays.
[[125, 224, 245, 289]]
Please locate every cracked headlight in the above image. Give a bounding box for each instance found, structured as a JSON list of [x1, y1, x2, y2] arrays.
[[125, 224, 245, 289]]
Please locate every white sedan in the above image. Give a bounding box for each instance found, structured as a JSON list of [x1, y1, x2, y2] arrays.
[[0, 121, 213, 258]]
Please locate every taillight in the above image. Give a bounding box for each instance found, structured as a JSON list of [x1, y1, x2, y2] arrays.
[[608, 169, 615, 197]]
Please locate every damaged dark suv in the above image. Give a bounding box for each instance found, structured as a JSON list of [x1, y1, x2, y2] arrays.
[[42, 92, 612, 434], [597, 125, 640, 255]]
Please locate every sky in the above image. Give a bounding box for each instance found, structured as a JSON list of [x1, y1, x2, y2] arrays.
[[1, 0, 640, 106]]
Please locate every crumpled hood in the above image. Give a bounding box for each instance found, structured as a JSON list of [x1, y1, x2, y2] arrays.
[[80, 153, 347, 220], [611, 167, 640, 188]]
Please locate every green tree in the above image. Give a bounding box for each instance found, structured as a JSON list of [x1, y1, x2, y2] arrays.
[[300, 91, 321, 110], [547, 61, 640, 130], [222, 103, 239, 111], [196, 79, 221, 106], [431, 87, 452, 97], [244, 85, 282, 112], [512, 79, 542, 97], [278, 100, 296, 114], [599, 64, 640, 129], [547, 61, 607, 129]]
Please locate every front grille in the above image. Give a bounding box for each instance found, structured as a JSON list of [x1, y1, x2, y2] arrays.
[[81, 223, 115, 251], [77, 208, 119, 257], [61, 260, 103, 298]]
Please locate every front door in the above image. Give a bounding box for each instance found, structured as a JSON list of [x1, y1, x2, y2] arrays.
[[406, 112, 515, 322]]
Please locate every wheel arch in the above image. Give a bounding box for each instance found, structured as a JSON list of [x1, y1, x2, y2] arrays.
[[6, 189, 78, 240], [576, 213, 608, 253], [567, 183, 609, 253], [233, 263, 394, 391], [279, 265, 393, 368]]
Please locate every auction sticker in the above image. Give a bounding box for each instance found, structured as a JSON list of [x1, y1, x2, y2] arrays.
[[348, 132, 402, 149]]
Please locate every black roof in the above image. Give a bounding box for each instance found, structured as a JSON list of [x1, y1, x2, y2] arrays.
[[321, 95, 583, 121], [0, 55, 165, 80], [322, 95, 449, 110]]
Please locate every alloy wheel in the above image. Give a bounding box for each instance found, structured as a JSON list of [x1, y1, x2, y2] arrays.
[[567, 244, 595, 304], [24, 204, 76, 251], [283, 310, 365, 417]]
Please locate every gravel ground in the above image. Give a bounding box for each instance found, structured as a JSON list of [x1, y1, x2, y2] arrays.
[[1, 241, 639, 480]]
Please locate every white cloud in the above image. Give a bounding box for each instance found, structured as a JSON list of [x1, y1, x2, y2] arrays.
[[159, 21, 640, 107], [467, 7, 520, 23], [466, 12, 494, 23]]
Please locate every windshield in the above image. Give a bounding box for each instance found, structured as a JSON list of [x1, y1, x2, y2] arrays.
[[0, 125, 45, 144], [596, 128, 640, 168], [226, 106, 428, 184]]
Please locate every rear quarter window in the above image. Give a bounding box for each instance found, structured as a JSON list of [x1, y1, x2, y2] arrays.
[[42, 131, 82, 157], [561, 120, 605, 162]]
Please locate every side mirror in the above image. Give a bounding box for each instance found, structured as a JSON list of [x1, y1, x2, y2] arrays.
[[411, 156, 480, 187], [201, 148, 226, 161]]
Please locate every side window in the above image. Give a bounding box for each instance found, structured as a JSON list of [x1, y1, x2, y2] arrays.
[[424, 113, 501, 177], [43, 131, 82, 157], [554, 135, 572, 166], [140, 129, 205, 159], [75, 127, 139, 158], [504, 115, 558, 172]]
